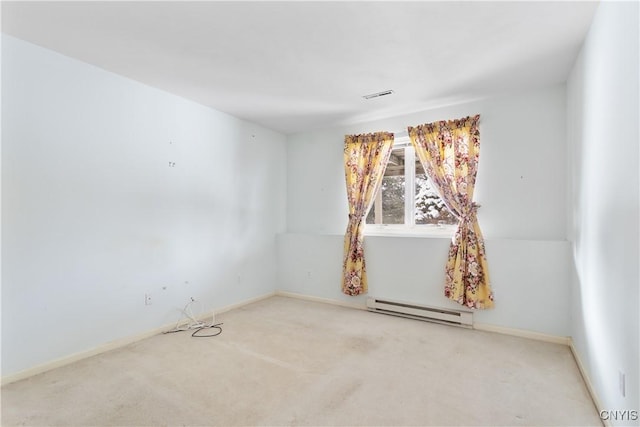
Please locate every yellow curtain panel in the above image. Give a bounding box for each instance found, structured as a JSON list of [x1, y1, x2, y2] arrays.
[[408, 115, 494, 309], [342, 132, 394, 296]]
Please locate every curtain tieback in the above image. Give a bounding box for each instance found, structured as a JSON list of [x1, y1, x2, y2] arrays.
[[461, 203, 481, 223]]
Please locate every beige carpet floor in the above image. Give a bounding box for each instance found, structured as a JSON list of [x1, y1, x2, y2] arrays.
[[2, 296, 602, 426]]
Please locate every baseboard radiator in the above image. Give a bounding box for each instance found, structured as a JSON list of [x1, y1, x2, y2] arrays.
[[366, 297, 473, 328]]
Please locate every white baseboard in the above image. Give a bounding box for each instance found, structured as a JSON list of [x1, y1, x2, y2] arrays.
[[568, 338, 607, 427], [1, 291, 276, 386], [215, 291, 276, 314], [275, 290, 367, 310], [473, 322, 570, 345], [1, 325, 168, 386]]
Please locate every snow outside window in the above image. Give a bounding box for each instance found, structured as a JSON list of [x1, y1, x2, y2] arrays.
[[365, 138, 457, 233]]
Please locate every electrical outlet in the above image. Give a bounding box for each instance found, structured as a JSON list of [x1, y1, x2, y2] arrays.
[[145, 293, 152, 306], [619, 371, 626, 397]]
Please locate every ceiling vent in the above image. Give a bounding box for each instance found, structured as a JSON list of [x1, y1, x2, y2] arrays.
[[362, 89, 394, 99]]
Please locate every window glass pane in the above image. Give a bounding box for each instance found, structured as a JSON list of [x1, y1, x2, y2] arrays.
[[366, 146, 458, 228], [366, 204, 374, 224], [366, 148, 405, 225], [415, 159, 457, 226], [380, 148, 405, 224], [381, 174, 405, 224]]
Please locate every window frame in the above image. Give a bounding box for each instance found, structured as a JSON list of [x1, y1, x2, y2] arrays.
[[364, 136, 457, 238]]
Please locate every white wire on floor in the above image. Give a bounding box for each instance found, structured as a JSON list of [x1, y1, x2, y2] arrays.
[[164, 298, 223, 337]]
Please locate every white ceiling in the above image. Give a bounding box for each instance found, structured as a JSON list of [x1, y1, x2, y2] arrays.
[[2, 1, 598, 134]]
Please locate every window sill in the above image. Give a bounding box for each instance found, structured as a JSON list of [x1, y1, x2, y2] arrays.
[[364, 225, 456, 239]]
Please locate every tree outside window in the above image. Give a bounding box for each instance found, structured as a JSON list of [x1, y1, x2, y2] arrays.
[[366, 141, 457, 228]]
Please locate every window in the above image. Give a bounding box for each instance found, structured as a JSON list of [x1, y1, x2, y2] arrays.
[[365, 137, 457, 233]]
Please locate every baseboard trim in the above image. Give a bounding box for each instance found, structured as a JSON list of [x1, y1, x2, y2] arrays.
[[1, 325, 168, 386], [275, 290, 367, 310], [1, 291, 276, 386], [473, 322, 570, 345], [568, 338, 607, 427], [215, 291, 276, 314]]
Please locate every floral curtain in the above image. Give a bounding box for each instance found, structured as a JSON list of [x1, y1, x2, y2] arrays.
[[408, 115, 494, 309], [342, 132, 394, 296]]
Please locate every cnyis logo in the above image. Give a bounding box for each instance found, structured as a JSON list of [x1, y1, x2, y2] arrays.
[[599, 409, 639, 421]]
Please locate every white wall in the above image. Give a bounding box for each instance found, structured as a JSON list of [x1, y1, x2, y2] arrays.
[[280, 85, 571, 336], [1, 35, 287, 377], [567, 2, 639, 422]]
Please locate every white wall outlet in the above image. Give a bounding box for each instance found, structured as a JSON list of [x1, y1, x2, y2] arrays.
[[145, 293, 152, 306], [619, 371, 626, 397]]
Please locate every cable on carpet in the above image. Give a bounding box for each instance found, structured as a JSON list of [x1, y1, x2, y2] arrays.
[[163, 298, 223, 338]]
